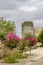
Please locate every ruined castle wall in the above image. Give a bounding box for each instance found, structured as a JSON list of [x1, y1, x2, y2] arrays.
[[22, 21, 35, 38]]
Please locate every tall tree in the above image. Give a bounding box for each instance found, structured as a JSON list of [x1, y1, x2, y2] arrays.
[[0, 18, 15, 40]]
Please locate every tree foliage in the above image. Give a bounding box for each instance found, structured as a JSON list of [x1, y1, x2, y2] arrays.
[[0, 18, 15, 40], [24, 33, 35, 39], [37, 30, 43, 46]]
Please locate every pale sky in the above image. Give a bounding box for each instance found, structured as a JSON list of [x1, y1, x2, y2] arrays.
[[0, 0, 43, 37]]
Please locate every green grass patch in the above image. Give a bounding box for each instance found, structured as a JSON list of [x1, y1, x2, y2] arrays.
[[12, 52, 28, 59], [3, 52, 28, 63], [4, 56, 19, 63]]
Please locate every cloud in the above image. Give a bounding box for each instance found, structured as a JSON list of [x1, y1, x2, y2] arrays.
[[0, 0, 22, 10], [0, 0, 43, 37], [18, 6, 37, 12], [0, 9, 20, 20]]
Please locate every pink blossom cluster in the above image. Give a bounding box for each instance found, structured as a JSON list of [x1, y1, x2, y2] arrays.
[[29, 37, 37, 44], [6, 32, 21, 41], [25, 37, 37, 44]]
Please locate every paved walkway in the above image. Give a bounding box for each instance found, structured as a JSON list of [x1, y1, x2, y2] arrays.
[[25, 47, 43, 65], [32, 57, 43, 65], [26, 57, 43, 65], [25, 47, 43, 55]]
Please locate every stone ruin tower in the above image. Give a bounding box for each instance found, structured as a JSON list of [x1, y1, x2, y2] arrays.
[[22, 21, 35, 38]]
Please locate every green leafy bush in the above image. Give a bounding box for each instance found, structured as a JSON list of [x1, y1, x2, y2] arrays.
[[4, 56, 19, 63], [4, 52, 27, 63], [37, 30, 43, 46], [0, 18, 15, 37], [19, 39, 26, 52], [0, 33, 5, 40], [12, 52, 27, 59], [24, 33, 35, 38]]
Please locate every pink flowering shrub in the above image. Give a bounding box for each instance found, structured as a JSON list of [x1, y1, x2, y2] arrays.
[[5, 32, 21, 50], [25, 37, 37, 55], [6, 32, 20, 41], [29, 37, 37, 44], [26, 37, 37, 46]]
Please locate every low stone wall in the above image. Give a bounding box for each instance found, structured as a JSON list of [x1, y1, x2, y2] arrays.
[[0, 41, 4, 58], [0, 49, 4, 58], [0, 40, 37, 58], [3, 45, 19, 56]]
